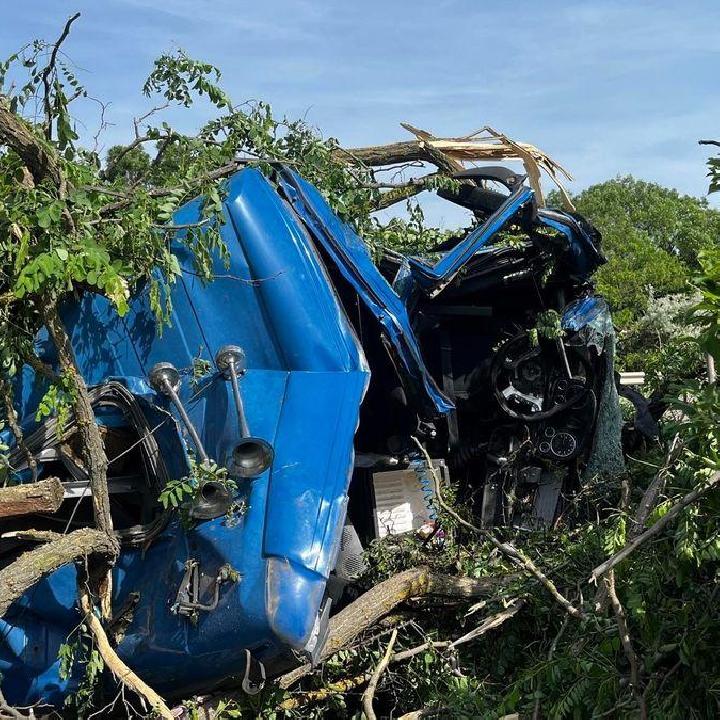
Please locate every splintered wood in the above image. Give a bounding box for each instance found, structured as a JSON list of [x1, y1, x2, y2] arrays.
[[345, 123, 575, 210]]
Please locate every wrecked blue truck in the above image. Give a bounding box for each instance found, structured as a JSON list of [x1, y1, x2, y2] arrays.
[[0, 165, 615, 705]]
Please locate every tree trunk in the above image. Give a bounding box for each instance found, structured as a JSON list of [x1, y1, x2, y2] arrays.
[[337, 141, 431, 168], [0, 528, 118, 616], [41, 302, 113, 535], [0, 477, 64, 518]]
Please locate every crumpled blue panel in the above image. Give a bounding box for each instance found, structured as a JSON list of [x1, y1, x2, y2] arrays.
[[1, 168, 369, 704], [278, 168, 453, 418], [538, 209, 606, 281], [404, 185, 535, 297], [562, 295, 614, 353]]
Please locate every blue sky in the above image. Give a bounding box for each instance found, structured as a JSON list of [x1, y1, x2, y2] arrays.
[[2, 1, 718, 226]]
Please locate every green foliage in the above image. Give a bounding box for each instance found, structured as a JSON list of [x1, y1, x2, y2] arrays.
[[34, 370, 76, 437], [550, 177, 720, 381], [158, 457, 237, 529], [536, 309, 564, 340], [57, 627, 104, 718], [143, 49, 230, 109], [688, 247, 720, 361], [103, 145, 150, 184], [703, 144, 720, 194]]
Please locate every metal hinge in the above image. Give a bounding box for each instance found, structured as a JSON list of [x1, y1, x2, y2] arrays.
[[171, 559, 236, 622]]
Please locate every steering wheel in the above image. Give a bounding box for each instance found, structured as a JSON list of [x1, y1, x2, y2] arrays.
[[490, 332, 594, 422]]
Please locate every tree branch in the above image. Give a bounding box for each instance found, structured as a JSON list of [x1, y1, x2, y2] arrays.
[[362, 628, 397, 720], [40, 13, 81, 140], [0, 477, 64, 518], [606, 570, 647, 719], [277, 567, 504, 689], [0, 95, 64, 189], [0, 528, 118, 616], [590, 470, 720, 582], [79, 590, 174, 720]]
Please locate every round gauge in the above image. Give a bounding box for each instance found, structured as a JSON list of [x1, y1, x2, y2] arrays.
[[550, 431, 577, 459]]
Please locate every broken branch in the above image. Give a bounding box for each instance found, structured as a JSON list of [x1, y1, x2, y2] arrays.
[[447, 599, 524, 649], [0, 528, 118, 616], [277, 566, 504, 689], [362, 628, 398, 720], [0, 477, 64, 518], [605, 570, 647, 719], [40, 13, 81, 139], [79, 590, 174, 720]]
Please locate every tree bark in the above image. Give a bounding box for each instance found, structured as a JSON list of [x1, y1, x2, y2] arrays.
[[0, 96, 64, 191], [0, 528, 118, 616], [41, 303, 112, 535], [278, 567, 504, 689], [0, 477, 64, 518]]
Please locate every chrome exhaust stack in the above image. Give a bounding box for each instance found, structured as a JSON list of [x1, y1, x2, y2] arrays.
[[215, 345, 274, 477]]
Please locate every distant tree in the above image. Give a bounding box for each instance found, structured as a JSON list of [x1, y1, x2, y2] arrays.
[[553, 177, 720, 323], [550, 177, 720, 381]]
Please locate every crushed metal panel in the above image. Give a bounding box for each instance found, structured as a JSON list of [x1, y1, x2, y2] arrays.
[[0, 168, 369, 704]]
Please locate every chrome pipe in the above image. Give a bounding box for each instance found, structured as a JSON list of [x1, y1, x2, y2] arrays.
[[216, 345, 274, 477], [149, 362, 209, 464]]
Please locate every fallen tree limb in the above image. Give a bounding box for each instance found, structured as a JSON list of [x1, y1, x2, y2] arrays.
[[0, 477, 64, 518], [79, 590, 173, 720], [339, 124, 575, 210], [277, 567, 505, 689], [590, 470, 720, 583], [362, 628, 398, 720], [0, 528, 118, 616]]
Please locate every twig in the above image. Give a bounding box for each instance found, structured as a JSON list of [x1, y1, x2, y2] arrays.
[[362, 628, 397, 720], [40, 13, 81, 140], [631, 435, 681, 535], [411, 436, 586, 619], [0, 376, 37, 480], [590, 470, 720, 582], [79, 590, 173, 719], [391, 640, 451, 664], [699, 139, 720, 148], [605, 570, 647, 719], [447, 599, 524, 649], [397, 709, 450, 720]]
